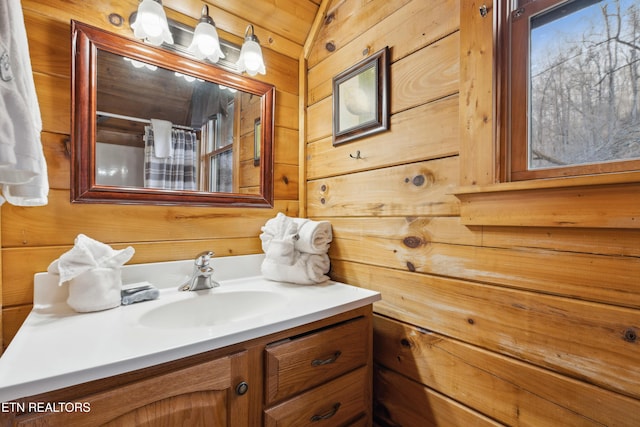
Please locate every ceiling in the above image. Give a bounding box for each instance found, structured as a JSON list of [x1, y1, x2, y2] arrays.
[[161, 0, 324, 60]]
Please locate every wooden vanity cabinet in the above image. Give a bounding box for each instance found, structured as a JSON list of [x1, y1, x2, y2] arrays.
[[264, 316, 373, 426], [3, 305, 373, 427], [9, 350, 250, 427]]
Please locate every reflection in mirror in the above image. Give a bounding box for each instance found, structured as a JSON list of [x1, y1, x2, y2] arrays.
[[96, 50, 241, 193], [71, 21, 274, 207]]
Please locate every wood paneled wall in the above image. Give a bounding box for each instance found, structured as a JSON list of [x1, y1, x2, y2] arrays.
[[6, 0, 640, 424], [237, 91, 262, 194], [304, 0, 640, 425], [1, 0, 300, 349]]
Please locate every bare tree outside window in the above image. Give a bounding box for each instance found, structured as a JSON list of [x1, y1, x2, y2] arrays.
[[529, 0, 640, 170]]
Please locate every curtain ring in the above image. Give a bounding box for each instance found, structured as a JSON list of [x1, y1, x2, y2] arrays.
[[349, 150, 362, 159]]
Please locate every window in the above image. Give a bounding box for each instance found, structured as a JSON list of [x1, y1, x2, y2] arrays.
[[201, 104, 234, 192], [504, 0, 640, 181]]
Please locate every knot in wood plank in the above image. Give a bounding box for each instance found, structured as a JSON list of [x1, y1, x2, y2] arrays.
[[405, 173, 435, 187], [623, 328, 637, 343], [403, 236, 424, 248]]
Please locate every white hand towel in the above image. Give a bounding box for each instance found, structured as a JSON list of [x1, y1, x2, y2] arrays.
[[66, 267, 123, 312], [260, 212, 298, 253], [47, 234, 135, 285], [261, 252, 330, 285], [291, 218, 332, 254], [0, 0, 49, 206], [150, 118, 173, 158], [264, 237, 297, 266]]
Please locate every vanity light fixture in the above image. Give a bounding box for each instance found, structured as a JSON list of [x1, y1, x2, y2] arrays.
[[187, 5, 225, 63], [129, 1, 265, 74], [130, 0, 173, 46], [236, 24, 266, 76]]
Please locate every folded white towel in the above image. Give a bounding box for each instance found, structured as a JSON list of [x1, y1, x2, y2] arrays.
[[66, 267, 122, 312], [150, 118, 173, 158], [260, 212, 298, 253], [261, 252, 330, 285], [264, 237, 297, 265], [47, 234, 135, 285], [291, 218, 332, 254], [0, 0, 49, 206]]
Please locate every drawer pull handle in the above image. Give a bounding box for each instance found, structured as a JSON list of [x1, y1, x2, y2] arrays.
[[310, 403, 341, 422], [311, 351, 342, 366]]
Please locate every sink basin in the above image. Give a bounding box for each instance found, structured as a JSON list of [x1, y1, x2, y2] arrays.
[[139, 289, 288, 329]]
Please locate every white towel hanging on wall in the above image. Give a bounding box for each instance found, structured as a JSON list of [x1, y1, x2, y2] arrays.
[[0, 0, 49, 206]]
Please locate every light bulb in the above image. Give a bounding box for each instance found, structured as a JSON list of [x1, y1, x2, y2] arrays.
[[131, 0, 173, 46], [138, 13, 163, 38], [237, 27, 265, 76], [187, 5, 225, 63]]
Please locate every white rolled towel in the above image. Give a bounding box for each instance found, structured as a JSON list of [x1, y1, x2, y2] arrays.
[[291, 218, 332, 254], [261, 252, 330, 285], [264, 237, 297, 266], [260, 212, 298, 253], [47, 234, 134, 312], [66, 267, 122, 312], [47, 234, 135, 285]]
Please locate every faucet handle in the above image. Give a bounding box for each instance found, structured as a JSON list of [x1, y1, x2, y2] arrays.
[[194, 251, 214, 267]]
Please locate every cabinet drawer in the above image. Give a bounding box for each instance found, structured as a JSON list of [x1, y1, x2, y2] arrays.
[[265, 317, 369, 404], [264, 367, 368, 427]]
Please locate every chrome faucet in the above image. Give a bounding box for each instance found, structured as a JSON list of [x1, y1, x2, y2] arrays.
[[179, 251, 221, 291]]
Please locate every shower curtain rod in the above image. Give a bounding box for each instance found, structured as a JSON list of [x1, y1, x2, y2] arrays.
[[96, 111, 200, 131]]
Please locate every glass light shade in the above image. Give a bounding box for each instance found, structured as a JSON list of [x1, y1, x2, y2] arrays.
[[188, 21, 225, 63], [123, 57, 157, 71], [131, 0, 173, 46], [237, 39, 265, 76], [175, 72, 196, 82]]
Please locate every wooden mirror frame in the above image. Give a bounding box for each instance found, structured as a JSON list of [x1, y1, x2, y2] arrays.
[[71, 21, 274, 207]]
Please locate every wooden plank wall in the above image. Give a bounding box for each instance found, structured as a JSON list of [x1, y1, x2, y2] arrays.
[[305, 0, 640, 426], [238, 91, 262, 194], [1, 0, 301, 350]]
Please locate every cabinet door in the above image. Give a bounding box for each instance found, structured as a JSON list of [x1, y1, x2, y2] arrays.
[[14, 351, 249, 427]]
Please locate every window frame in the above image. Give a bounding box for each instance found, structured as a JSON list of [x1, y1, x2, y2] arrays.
[[454, 0, 640, 230], [502, 0, 640, 182], [200, 114, 233, 192]]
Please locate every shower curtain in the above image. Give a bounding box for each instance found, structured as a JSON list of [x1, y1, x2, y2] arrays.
[[144, 126, 197, 190]]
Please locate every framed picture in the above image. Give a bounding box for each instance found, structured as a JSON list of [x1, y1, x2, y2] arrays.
[[332, 46, 390, 145], [254, 118, 261, 166]]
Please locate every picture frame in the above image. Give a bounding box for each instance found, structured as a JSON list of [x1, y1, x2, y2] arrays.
[[254, 118, 261, 166], [332, 46, 390, 145]]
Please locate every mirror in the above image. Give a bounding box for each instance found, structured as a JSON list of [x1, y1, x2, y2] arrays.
[[71, 21, 274, 207]]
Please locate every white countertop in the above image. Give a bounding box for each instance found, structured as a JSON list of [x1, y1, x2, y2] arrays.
[[0, 254, 380, 401]]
